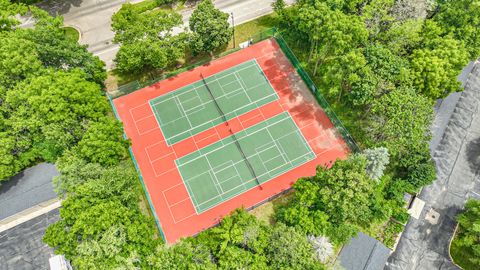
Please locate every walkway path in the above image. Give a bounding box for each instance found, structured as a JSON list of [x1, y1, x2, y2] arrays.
[[385, 62, 480, 269]]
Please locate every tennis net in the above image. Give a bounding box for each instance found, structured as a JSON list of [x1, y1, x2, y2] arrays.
[[200, 75, 262, 189]]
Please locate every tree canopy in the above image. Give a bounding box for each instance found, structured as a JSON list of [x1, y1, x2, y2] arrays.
[[189, 0, 232, 55], [453, 199, 480, 268], [277, 155, 388, 244], [112, 4, 186, 73], [433, 0, 480, 58], [0, 1, 108, 181]]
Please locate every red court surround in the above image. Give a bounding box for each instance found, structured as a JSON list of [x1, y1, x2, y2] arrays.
[[113, 39, 349, 243]]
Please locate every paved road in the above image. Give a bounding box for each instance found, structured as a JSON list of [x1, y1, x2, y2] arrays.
[[385, 62, 480, 269], [0, 209, 59, 270], [36, 0, 295, 70], [0, 163, 58, 221]]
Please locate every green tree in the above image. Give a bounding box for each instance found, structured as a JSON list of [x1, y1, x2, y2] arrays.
[[112, 4, 182, 44], [363, 147, 390, 181], [277, 155, 387, 244], [115, 34, 186, 74], [189, 0, 232, 55], [433, 0, 480, 58], [75, 117, 129, 166], [112, 5, 186, 73], [0, 0, 27, 31], [379, 19, 424, 56], [272, 0, 286, 16], [366, 87, 433, 167], [454, 199, 480, 267], [360, 0, 395, 37], [266, 223, 323, 270], [0, 133, 18, 180], [404, 157, 436, 189], [25, 14, 106, 85], [294, 1, 368, 73], [311, 155, 379, 225], [53, 152, 105, 196], [410, 23, 469, 99], [148, 241, 216, 270], [4, 69, 109, 163], [44, 163, 158, 269], [0, 31, 42, 90]]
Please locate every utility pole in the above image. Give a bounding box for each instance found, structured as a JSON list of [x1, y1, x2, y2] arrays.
[[231, 12, 235, 48]]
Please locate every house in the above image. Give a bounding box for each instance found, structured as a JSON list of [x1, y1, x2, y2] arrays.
[[337, 232, 391, 270]]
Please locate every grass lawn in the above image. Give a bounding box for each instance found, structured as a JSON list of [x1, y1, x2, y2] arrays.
[[450, 227, 478, 270], [249, 191, 294, 225], [62, 26, 80, 41], [227, 14, 278, 49]]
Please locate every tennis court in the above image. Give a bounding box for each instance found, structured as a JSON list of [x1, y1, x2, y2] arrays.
[[176, 112, 316, 213], [149, 60, 278, 145], [112, 38, 350, 243]]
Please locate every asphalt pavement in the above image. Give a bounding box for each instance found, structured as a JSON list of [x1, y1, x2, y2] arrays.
[[385, 62, 480, 269]]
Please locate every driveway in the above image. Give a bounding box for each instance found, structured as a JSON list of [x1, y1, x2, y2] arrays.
[[385, 62, 480, 269], [35, 0, 295, 70]]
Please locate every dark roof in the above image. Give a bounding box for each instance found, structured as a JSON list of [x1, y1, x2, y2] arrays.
[[0, 208, 59, 269], [338, 232, 391, 270], [0, 163, 58, 220]]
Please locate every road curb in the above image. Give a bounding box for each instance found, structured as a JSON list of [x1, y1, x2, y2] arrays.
[[0, 198, 61, 233], [448, 223, 465, 269], [63, 25, 82, 42]]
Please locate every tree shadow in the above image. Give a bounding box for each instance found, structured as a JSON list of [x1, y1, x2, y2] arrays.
[[36, 0, 85, 17], [466, 136, 480, 173], [0, 171, 25, 196]]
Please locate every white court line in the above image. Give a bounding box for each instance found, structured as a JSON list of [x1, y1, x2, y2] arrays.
[[164, 90, 278, 145], [194, 130, 221, 145], [253, 58, 280, 100], [178, 113, 316, 212], [176, 113, 293, 167], [205, 158, 225, 195], [148, 60, 278, 145], [194, 150, 316, 212], [174, 96, 195, 132], [157, 82, 275, 128], [233, 72, 253, 103], [145, 144, 174, 164], [262, 115, 294, 168], [162, 191, 179, 225], [149, 60, 258, 107]]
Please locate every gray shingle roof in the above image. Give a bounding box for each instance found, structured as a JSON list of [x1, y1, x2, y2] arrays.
[[338, 232, 391, 270], [0, 163, 58, 220]]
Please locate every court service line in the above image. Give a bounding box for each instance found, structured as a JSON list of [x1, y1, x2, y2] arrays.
[[193, 151, 316, 212], [176, 114, 296, 168], [149, 61, 260, 108]]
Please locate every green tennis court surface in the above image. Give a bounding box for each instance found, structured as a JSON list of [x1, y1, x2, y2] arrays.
[[175, 112, 316, 213], [149, 60, 278, 145]]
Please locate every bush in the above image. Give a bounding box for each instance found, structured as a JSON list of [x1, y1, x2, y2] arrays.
[[404, 160, 436, 190]]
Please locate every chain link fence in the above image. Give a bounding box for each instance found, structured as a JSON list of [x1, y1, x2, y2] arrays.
[[109, 28, 278, 99], [274, 33, 360, 153]]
